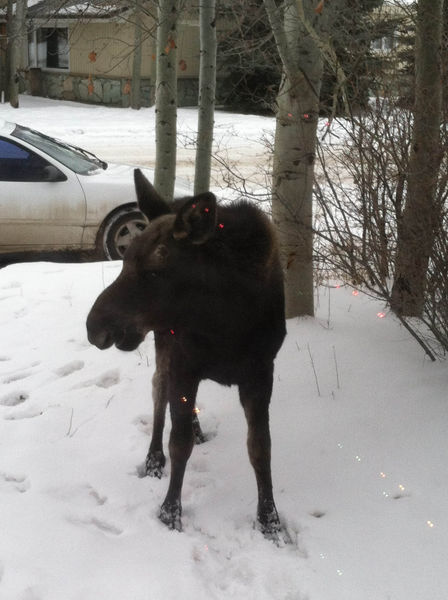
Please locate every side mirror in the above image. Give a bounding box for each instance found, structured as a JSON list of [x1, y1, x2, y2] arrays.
[[42, 165, 67, 182]]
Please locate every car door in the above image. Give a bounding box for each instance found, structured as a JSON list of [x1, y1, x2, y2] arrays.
[[0, 136, 86, 253]]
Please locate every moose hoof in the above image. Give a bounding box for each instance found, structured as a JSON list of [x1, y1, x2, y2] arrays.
[[145, 450, 166, 479], [159, 500, 182, 532], [192, 416, 207, 445], [257, 500, 282, 540]]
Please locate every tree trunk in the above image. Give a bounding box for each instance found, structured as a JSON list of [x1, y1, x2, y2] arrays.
[[194, 0, 217, 195], [391, 0, 444, 316], [263, 0, 327, 317], [8, 0, 26, 108], [131, 3, 143, 110], [154, 0, 182, 201]]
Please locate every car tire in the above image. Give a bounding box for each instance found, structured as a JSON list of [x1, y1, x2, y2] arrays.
[[101, 208, 148, 260]]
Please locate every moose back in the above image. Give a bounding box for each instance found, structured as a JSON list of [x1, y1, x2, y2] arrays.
[[86, 169, 286, 538]]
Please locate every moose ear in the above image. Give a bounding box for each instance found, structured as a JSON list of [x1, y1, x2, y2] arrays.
[[173, 192, 217, 244], [134, 169, 170, 220]]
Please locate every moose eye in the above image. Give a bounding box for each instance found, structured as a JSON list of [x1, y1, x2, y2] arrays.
[[144, 270, 159, 281]]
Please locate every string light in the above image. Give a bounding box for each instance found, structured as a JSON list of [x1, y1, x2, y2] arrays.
[[352, 290, 359, 296], [193, 407, 200, 414], [170, 329, 175, 335], [377, 312, 386, 319], [181, 396, 188, 403], [398, 484, 405, 492], [355, 455, 362, 462], [427, 520, 435, 528], [380, 472, 386, 478], [218, 223, 224, 229]]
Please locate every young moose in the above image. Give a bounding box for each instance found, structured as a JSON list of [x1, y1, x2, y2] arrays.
[[86, 169, 286, 538]]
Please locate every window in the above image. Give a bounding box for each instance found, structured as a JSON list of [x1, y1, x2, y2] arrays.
[[0, 138, 55, 181], [372, 34, 397, 53], [29, 27, 69, 70]]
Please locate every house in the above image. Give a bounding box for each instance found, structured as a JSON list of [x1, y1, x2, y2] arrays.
[[1, 0, 201, 107]]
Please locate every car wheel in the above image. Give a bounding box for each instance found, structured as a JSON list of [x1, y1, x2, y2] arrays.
[[101, 209, 148, 260]]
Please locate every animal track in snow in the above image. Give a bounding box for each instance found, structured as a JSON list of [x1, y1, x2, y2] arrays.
[[2, 370, 33, 384], [76, 369, 120, 390], [0, 472, 30, 493], [310, 510, 326, 519], [3, 406, 42, 420], [54, 360, 85, 378], [67, 514, 123, 536], [0, 390, 29, 406]]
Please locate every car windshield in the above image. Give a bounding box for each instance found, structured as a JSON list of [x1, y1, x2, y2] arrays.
[[11, 124, 108, 175]]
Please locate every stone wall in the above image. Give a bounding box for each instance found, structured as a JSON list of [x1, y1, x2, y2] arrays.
[[27, 70, 199, 108]]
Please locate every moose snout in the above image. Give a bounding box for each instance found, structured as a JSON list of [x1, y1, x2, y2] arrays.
[[86, 311, 115, 350]]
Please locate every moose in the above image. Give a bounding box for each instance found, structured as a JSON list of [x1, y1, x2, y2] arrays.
[[86, 169, 286, 539]]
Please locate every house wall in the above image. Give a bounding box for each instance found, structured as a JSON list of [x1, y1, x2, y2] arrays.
[[27, 16, 200, 107]]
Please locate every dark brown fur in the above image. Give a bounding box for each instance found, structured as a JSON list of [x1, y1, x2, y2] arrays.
[[86, 169, 286, 537]]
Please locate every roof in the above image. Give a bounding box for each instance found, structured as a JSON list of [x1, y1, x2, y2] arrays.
[[27, 0, 130, 21]]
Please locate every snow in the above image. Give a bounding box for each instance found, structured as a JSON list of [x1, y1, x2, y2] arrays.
[[1, 96, 447, 600]]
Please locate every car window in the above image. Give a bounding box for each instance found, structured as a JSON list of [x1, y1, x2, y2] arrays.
[[12, 125, 105, 174], [0, 137, 56, 182]]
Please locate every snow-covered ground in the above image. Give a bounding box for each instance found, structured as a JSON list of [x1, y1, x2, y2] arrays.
[[0, 97, 447, 600]]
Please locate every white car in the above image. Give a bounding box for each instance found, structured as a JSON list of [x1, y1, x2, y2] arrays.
[[0, 120, 190, 260]]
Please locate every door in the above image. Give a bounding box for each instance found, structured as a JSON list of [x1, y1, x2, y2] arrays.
[[0, 137, 86, 253]]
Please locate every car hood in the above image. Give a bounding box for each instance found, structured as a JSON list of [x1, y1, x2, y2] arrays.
[[81, 163, 192, 197]]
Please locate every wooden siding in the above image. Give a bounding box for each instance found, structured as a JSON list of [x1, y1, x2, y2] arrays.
[[68, 18, 199, 80]]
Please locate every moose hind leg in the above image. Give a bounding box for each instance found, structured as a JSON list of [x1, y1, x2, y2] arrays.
[[239, 366, 281, 538]]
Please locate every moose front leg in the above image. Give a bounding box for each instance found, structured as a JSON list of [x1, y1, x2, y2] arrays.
[[159, 377, 199, 531], [239, 365, 281, 539], [145, 368, 168, 478]]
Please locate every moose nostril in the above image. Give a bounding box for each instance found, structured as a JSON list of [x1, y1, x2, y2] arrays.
[[87, 328, 113, 350]]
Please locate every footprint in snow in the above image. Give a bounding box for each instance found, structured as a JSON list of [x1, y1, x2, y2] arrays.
[[0, 390, 29, 406], [3, 406, 42, 420], [75, 369, 120, 389], [67, 514, 123, 536], [0, 472, 30, 493], [2, 370, 33, 384], [54, 360, 85, 378]]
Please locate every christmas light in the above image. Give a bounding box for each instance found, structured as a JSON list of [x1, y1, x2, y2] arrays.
[[352, 290, 359, 296], [398, 484, 405, 491], [336, 569, 343, 576], [379, 472, 386, 478], [204, 208, 210, 213], [170, 329, 175, 335], [218, 223, 224, 229], [193, 407, 200, 414], [181, 396, 188, 403], [355, 455, 361, 462], [427, 520, 435, 528], [377, 312, 386, 319]]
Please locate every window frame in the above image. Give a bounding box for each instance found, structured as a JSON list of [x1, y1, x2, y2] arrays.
[[28, 26, 70, 72]]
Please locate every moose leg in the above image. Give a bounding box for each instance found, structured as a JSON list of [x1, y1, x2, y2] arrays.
[[145, 368, 168, 478], [239, 365, 281, 538], [159, 375, 199, 531]]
